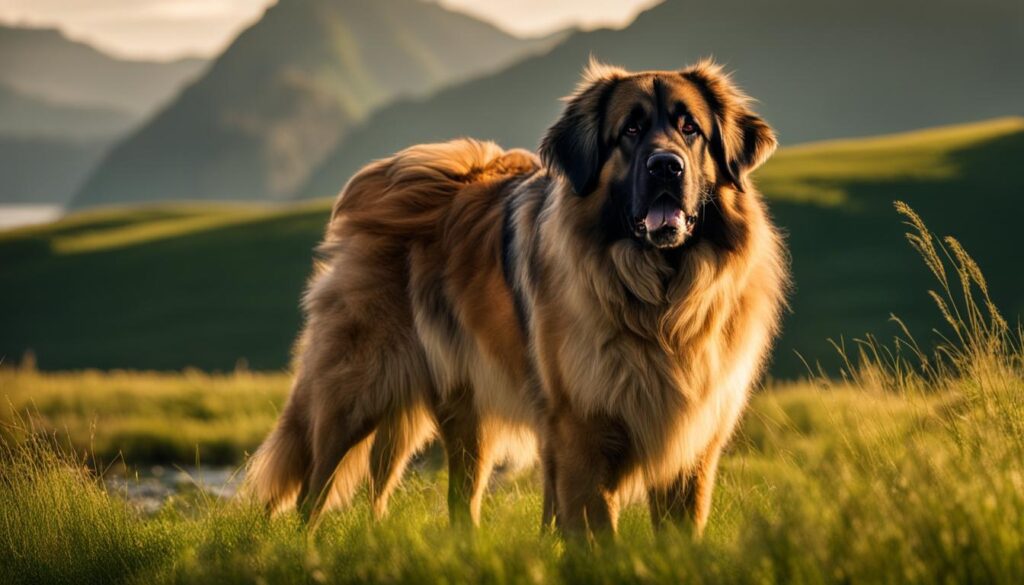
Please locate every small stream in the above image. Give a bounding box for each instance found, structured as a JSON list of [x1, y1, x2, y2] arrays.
[[104, 465, 244, 514]]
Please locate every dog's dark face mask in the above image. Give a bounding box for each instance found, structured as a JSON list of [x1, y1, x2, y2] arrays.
[[540, 61, 777, 250]]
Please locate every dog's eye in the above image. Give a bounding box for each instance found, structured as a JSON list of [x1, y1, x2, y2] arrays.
[[680, 116, 698, 136], [624, 122, 640, 136]]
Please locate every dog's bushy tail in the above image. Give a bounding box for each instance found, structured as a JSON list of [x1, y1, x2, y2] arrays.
[[245, 408, 309, 515], [326, 139, 538, 241], [245, 376, 377, 516]]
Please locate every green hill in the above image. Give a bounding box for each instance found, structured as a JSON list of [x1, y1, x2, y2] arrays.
[[2, 119, 1022, 375], [71, 0, 561, 209], [761, 117, 1024, 372], [299, 0, 1024, 200]]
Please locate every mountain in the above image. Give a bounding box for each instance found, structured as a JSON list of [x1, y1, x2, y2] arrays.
[[0, 82, 135, 141], [298, 0, 1024, 199], [71, 0, 562, 209], [2, 119, 1022, 372], [0, 136, 112, 204], [0, 24, 208, 205], [0, 24, 207, 116], [0, 82, 130, 205], [0, 82, 131, 204]]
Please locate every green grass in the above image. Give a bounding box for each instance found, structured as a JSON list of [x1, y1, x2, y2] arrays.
[[2, 118, 1023, 376], [759, 117, 1024, 206], [0, 368, 288, 465], [2, 201, 1024, 583], [4, 367, 1023, 583], [0, 202, 328, 371], [5, 370, 1021, 584]]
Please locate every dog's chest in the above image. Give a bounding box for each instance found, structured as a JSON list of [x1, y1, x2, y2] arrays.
[[554, 305, 759, 478]]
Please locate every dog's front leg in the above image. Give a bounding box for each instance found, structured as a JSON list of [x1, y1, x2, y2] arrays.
[[647, 444, 723, 537], [549, 409, 629, 539], [540, 435, 560, 532]]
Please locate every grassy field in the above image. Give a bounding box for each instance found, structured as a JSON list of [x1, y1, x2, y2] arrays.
[[8, 376, 1005, 585], [0, 368, 288, 465], [1, 118, 1023, 376], [4, 365, 1023, 583], [2, 203, 1023, 583]]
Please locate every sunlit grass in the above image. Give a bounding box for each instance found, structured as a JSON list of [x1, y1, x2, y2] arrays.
[[0, 439, 178, 584], [4, 372, 1021, 584], [0, 200, 334, 255], [50, 212, 272, 255], [757, 116, 1024, 206], [0, 368, 289, 465]]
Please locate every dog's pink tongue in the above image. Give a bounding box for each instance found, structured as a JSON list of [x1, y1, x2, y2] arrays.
[[644, 199, 684, 232]]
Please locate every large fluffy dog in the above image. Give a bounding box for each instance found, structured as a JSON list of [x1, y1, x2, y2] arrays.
[[249, 60, 789, 536]]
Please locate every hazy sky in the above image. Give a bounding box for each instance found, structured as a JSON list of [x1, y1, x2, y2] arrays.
[[0, 0, 658, 61]]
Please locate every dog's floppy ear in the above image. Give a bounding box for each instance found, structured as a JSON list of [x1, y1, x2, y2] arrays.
[[682, 60, 777, 193], [539, 59, 625, 196]]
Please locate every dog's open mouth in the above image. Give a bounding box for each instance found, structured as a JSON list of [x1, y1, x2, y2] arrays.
[[642, 194, 696, 236]]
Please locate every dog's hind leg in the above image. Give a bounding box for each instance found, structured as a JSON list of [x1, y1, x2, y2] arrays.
[[296, 383, 380, 522], [296, 350, 430, 522], [369, 402, 436, 519], [292, 348, 407, 520], [294, 235, 433, 522], [437, 385, 494, 527], [295, 325, 434, 522]]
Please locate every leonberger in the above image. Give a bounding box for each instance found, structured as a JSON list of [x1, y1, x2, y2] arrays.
[[248, 59, 789, 537]]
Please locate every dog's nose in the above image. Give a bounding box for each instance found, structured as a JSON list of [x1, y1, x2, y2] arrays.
[[646, 152, 684, 179]]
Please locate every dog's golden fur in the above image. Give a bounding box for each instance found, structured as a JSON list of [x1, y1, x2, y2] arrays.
[[248, 60, 789, 536]]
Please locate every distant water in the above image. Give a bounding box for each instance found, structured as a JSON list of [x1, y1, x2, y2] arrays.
[[0, 205, 63, 230], [105, 465, 244, 514]]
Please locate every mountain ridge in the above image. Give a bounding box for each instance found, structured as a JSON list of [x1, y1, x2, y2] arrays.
[[0, 82, 136, 141], [0, 23, 208, 115], [298, 0, 1024, 199], [71, 0, 562, 209], [0, 23, 209, 205]]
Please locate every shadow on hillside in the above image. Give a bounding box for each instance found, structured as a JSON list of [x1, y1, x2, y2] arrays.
[[771, 130, 1024, 376], [0, 208, 328, 370]]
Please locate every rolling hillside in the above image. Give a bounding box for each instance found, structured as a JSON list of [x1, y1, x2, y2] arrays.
[[71, 0, 561, 209], [3, 119, 1022, 375], [299, 0, 1024, 199]]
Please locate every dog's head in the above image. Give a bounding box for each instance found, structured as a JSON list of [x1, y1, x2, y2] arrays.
[[540, 60, 776, 249]]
